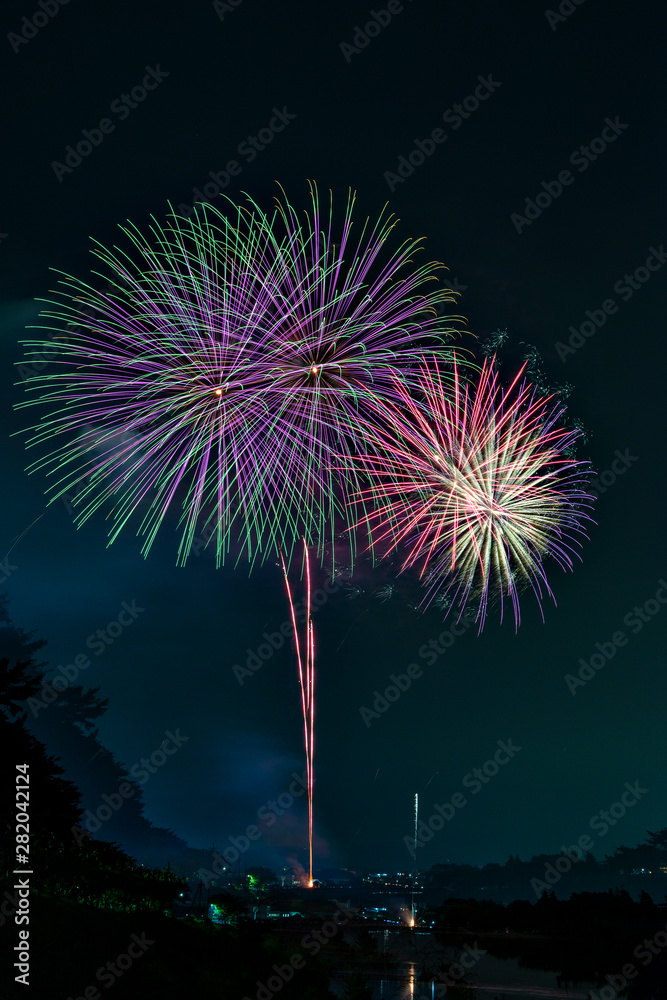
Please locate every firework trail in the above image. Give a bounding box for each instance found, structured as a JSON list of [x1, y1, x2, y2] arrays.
[[17, 183, 462, 569], [14, 183, 597, 881], [1, 512, 45, 564], [280, 540, 315, 886], [14, 184, 464, 884], [357, 357, 595, 630]]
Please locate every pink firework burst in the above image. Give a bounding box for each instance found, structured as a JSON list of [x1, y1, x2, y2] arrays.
[[358, 357, 596, 630]]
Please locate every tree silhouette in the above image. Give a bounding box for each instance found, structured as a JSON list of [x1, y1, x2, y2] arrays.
[[0, 656, 41, 715], [0, 654, 83, 883]]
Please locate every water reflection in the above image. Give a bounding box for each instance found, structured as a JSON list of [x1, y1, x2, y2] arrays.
[[333, 963, 437, 999], [331, 936, 594, 1000]]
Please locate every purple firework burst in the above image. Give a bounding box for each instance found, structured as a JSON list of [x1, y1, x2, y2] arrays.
[[17, 183, 463, 568]]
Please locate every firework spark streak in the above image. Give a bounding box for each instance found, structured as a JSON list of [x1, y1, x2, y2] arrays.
[[14, 184, 463, 886], [280, 540, 315, 886], [358, 357, 595, 630], [17, 183, 461, 569]]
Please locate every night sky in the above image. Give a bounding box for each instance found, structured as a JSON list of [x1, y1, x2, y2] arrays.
[[2, 0, 666, 876]]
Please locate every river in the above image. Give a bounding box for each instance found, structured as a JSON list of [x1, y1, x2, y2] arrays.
[[330, 931, 595, 1000]]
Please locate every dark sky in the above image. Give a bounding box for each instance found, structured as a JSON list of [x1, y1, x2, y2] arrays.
[[2, 0, 666, 875]]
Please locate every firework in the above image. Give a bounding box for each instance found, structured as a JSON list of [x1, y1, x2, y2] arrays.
[[280, 541, 315, 887], [358, 357, 595, 629], [17, 184, 464, 886], [17, 183, 462, 568], [374, 583, 397, 602]]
